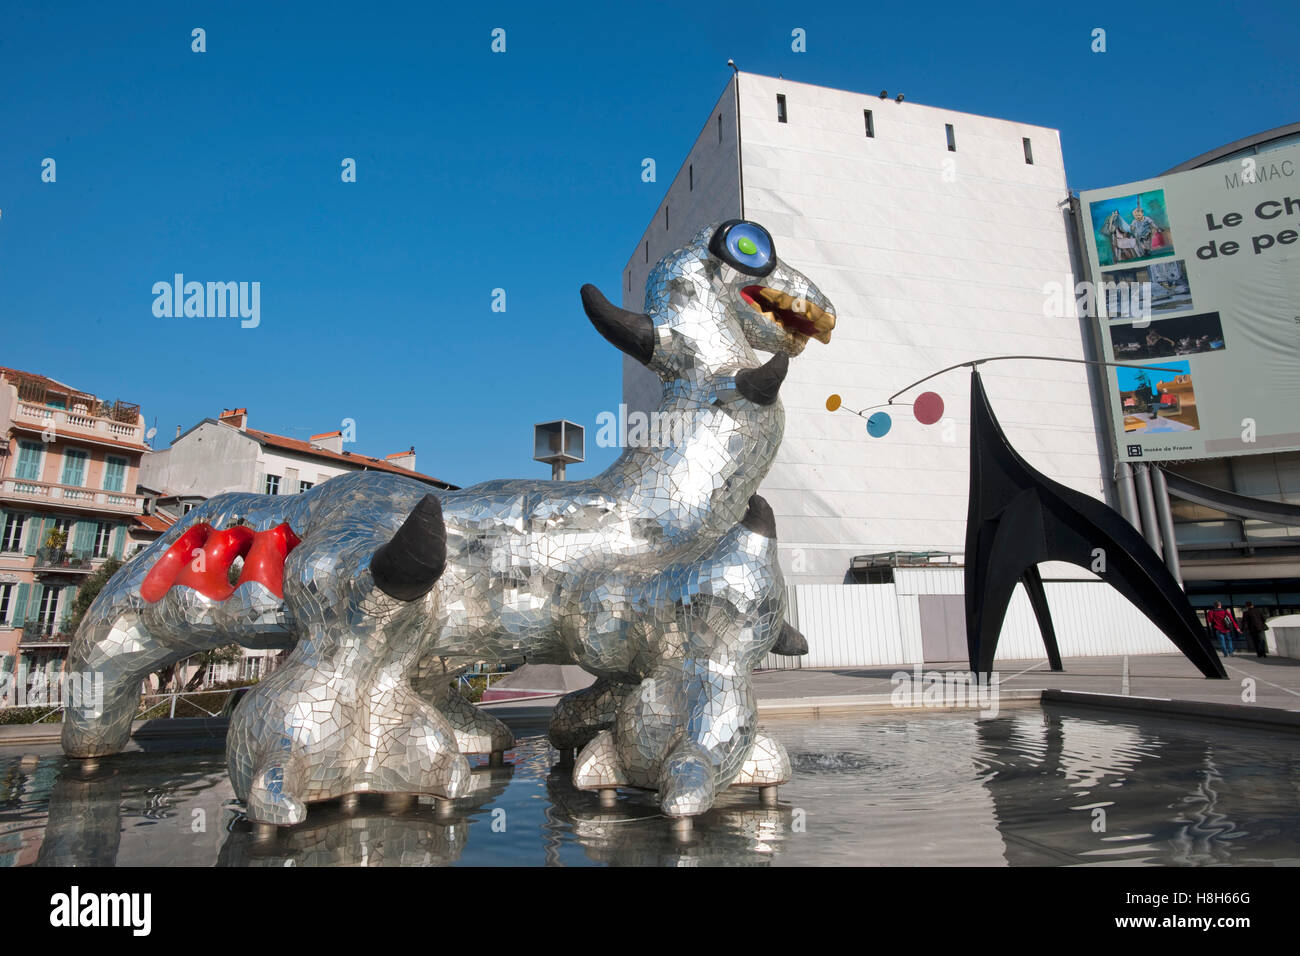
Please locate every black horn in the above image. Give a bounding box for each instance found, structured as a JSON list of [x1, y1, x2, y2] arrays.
[[371, 494, 447, 602], [741, 494, 777, 538], [735, 352, 789, 405], [580, 284, 655, 365], [770, 622, 809, 656]]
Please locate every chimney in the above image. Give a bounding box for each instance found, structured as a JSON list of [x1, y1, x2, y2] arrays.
[[175, 424, 182, 439], [310, 430, 344, 454], [385, 446, 417, 471], [219, 408, 248, 431]]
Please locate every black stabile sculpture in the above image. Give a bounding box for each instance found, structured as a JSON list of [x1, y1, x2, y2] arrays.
[[963, 368, 1226, 679]]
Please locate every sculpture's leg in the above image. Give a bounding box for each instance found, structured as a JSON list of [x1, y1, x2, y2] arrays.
[[548, 677, 629, 756], [418, 677, 515, 756], [588, 657, 762, 819], [592, 497, 787, 818], [655, 663, 760, 818], [364, 680, 472, 800], [244, 755, 312, 828], [62, 613, 205, 758], [1020, 565, 1063, 671]]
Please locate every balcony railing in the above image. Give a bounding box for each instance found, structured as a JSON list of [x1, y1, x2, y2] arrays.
[[34, 547, 97, 573], [0, 478, 144, 514], [12, 401, 145, 445], [20, 621, 73, 647]]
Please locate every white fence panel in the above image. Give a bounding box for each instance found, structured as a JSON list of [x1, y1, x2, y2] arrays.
[[789, 584, 903, 667], [782, 578, 1185, 669]]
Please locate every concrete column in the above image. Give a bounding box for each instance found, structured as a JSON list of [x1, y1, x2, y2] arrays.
[[1150, 467, 1183, 586], [1133, 463, 1162, 559], [1114, 461, 1142, 531]]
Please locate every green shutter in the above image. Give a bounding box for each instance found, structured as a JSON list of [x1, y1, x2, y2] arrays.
[[10, 584, 29, 626], [72, 519, 95, 554], [24, 517, 47, 556], [110, 524, 125, 559], [62, 586, 78, 628], [14, 442, 42, 481], [103, 457, 126, 493], [60, 449, 88, 487]]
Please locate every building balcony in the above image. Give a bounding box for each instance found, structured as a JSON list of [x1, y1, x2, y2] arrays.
[[0, 478, 145, 515], [20, 621, 73, 648], [33, 547, 98, 574], [10, 400, 145, 448]]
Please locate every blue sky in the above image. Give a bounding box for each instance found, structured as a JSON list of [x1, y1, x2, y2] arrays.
[[1, 0, 1295, 486]]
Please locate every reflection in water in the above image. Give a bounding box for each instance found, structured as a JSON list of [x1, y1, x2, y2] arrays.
[[1, 707, 1299, 866], [218, 767, 514, 866], [544, 768, 792, 867]]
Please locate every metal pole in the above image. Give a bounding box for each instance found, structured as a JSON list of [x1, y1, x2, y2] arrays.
[[1150, 466, 1183, 586], [1132, 463, 1162, 559], [1115, 461, 1141, 530], [551, 462, 565, 481]]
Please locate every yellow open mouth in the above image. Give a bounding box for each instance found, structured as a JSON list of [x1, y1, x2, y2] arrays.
[[740, 285, 835, 344]]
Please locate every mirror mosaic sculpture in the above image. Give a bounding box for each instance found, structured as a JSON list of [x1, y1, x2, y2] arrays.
[[61, 221, 836, 829]]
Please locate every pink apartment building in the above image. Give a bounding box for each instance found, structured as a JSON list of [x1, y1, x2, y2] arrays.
[[0, 367, 149, 688]]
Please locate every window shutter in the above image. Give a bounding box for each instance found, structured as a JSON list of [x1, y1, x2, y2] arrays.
[[72, 519, 95, 553], [60, 450, 88, 487], [104, 457, 126, 493], [255, 472, 265, 495], [111, 524, 125, 559], [24, 517, 48, 556], [29, 584, 44, 625], [11, 584, 29, 626], [15, 442, 42, 481]]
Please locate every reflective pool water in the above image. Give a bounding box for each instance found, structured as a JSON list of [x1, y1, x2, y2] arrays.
[[3, 705, 1298, 866]]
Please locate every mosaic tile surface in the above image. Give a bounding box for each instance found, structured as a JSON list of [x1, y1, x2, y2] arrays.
[[61, 221, 835, 824]]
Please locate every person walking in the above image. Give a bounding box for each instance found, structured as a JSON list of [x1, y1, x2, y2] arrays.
[[1206, 601, 1241, 656], [1242, 601, 1270, 658]]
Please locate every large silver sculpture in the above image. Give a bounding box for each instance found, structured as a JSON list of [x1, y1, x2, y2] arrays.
[[62, 220, 836, 829]]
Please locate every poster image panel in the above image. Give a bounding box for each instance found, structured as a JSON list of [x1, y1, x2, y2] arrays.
[[1110, 311, 1226, 361], [1089, 189, 1176, 266], [1116, 360, 1199, 435], [1101, 259, 1193, 319]]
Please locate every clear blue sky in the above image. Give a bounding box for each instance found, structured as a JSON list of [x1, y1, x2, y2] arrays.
[[2, 0, 1295, 486]]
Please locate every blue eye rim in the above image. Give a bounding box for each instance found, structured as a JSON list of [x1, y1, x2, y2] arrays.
[[709, 220, 777, 277]]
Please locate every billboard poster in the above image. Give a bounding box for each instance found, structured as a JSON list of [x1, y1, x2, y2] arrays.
[[1079, 144, 1300, 462]]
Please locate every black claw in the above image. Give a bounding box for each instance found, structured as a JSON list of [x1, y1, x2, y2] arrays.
[[770, 622, 808, 656], [371, 494, 447, 601], [735, 352, 789, 405], [741, 494, 777, 538]]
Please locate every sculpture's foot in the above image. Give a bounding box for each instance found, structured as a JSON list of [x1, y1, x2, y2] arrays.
[[245, 762, 309, 827], [549, 678, 624, 754], [658, 745, 717, 819], [730, 732, 792, 788], [572, 729, 630, 801], [435, 685, 515, 755]]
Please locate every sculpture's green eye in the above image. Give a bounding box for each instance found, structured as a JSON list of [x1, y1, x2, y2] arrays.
[[709, 220, 776, 277]]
